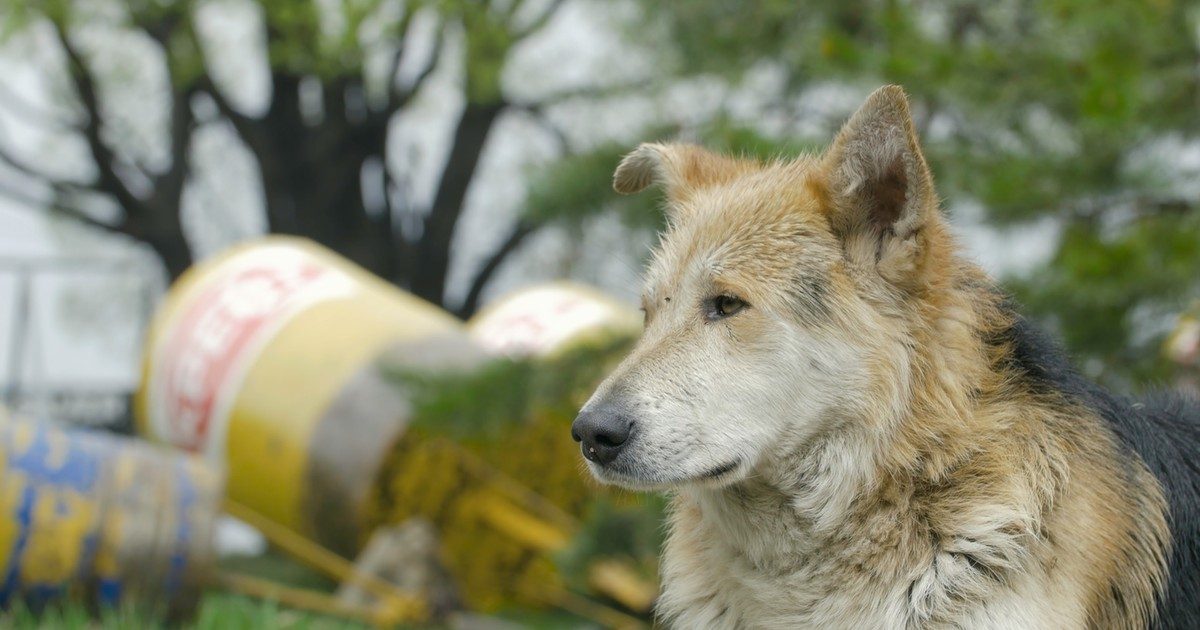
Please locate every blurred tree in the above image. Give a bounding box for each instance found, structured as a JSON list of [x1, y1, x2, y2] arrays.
[[575, 0, 1200, 388], [0, 0, 611, 315], [4, 0, 1195, 384]]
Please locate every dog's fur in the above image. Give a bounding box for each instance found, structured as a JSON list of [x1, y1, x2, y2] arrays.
[[577, 86, 1200, 629]]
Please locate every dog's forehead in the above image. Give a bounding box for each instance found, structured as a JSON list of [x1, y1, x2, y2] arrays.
[[644, 165, 831, 302]]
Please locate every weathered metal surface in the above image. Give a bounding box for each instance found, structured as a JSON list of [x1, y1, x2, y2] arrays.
[[0, 413, 221, 616]]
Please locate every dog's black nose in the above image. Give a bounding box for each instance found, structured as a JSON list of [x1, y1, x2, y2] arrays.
[[571, 405, 632, 466]]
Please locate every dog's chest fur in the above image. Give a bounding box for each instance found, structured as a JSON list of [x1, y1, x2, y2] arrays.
[[657, 485, 1086, 629]]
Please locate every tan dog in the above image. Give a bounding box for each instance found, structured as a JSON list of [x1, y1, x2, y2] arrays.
[[572, 86, 1199, 629]]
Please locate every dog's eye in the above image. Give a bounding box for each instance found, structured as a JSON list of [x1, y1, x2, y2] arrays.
[[706, 294, 748, 321]]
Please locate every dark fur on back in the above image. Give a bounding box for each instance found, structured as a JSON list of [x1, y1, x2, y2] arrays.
[[1003, 311, 1200, 629]]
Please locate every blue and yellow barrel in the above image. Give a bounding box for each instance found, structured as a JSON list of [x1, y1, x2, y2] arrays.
[[0, 412, 222, 616]]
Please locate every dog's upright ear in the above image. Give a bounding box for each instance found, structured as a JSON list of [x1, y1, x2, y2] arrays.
[[614, 142, 747, 200], [820, 85, 940, 285]]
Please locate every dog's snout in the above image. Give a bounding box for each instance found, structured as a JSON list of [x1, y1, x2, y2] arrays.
[[572, 404, 633, 466]]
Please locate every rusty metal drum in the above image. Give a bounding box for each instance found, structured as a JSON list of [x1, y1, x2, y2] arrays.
[[0, 412, 221, 616]]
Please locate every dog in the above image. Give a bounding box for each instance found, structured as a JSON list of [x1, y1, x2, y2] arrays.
[[572, 85, 1200, 629]]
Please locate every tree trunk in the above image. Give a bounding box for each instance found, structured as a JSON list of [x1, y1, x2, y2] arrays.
[[145, 229, 194, 280], [410, 101, 506, 306]]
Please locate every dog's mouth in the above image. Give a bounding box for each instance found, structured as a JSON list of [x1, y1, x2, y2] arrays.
[[700, 460, 740, 479], [591, 458, 743, 489]]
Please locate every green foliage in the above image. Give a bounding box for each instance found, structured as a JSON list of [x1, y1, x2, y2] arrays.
[[700, 117, 824, 158], [189, 594, 365, 630], [554, 494, 667, 590], [523, 119, 822, 233], [0, 552, 593, 628], [377, 336, 659, 614], [1011, 209, 1200, 385], [524, 143, 664, 230], [0, 594, 596, 629], [0, 594, 366, 630], [387, 335, 636, 442]]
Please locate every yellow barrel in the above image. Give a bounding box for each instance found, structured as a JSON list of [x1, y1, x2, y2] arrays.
[[0, 412, 221, 616], [467, 282, 642, 358], [135, 237, 485, 555]]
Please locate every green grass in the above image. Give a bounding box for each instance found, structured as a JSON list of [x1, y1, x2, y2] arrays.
[[2, 595, 599, 629], [1, 593, 368, 630], [0, 553, 601, 629], [0, 553, 366, 629]]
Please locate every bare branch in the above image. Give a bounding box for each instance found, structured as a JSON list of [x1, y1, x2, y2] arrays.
[[513, 0, 567, 40], [384, 18, 444, 118], [197, 77, 255, 131], [0, 177, 128, 237], [411, 101, 507, 305], [509, 101, 570, 151], [402, 26, 443, 99], [48, 19, 145, 215], [179, 12, 263, 143], [501, 0, 524, 20], [456, 219, 539, 317], [515, 78, 654, 108], [0, 141, 93, 189], [383, 7, 420, 103], [0, 82, 79, 131], [125, 12, 197, 192], [376, 161, 412, 280], [194, 75, 281, 179], [150, 85, 196, 202]]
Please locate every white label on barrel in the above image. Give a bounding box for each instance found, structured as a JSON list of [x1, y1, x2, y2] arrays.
[[469, 286, 625, 358], [145, 245, 355, 457]]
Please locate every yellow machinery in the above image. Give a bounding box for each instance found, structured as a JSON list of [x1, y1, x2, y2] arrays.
[[136, 238, 651, 620], [136, 237, 483, 556]]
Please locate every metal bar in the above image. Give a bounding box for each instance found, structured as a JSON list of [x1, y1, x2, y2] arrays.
[[222, 499, 428, 622], [215, 571, 403, 628], [3, 271, 31, 407], [0, 257, 142, 272]]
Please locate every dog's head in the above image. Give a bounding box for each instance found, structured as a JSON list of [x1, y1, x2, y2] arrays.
[[574, 85, 955, 490]]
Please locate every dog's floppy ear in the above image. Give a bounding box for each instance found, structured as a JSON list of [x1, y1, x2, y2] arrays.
[[821, 85, 939, 283], [613, 142, 744, 197]]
